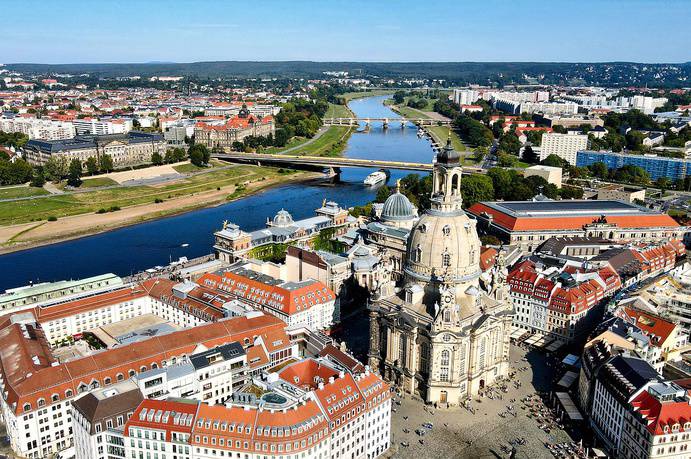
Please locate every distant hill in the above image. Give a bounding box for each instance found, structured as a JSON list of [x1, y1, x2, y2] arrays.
[[5, 61, 691, 87]]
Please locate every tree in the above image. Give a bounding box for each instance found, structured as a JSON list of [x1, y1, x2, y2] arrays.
[[461, 175, 494, 208], [589, 161, 609, 179], [560, 186, 584, 199], [655, 176, 672, 191], [189, 144, 210, 167], [151, 152, 163, 166], [44, 156, 69, 182], [67, 159, 82, 187], [541, 154, 565, 168], [498, 133, 521, 155], [99, 154, 114, 173], [393, 91, 406, 105], [85, 157, 99, 176], [488, 167, 517, 200], [30, 167, 46, 188], [522, 145, 538, 164], [497, 152, 518, 167], [0, 158, 33, 185], [375, 185, 391, 203]]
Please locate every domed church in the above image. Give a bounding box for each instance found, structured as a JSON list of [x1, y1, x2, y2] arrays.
[[367, 140, 513, 405]]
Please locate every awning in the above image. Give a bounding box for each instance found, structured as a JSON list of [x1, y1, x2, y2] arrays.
[[556, 371, 579, 389], [534, 335, 553, 348], [562, 354, 580, 367], [554, 392, 584, 421], [545, 340, 564, 353], [525, 333, 543, 345]]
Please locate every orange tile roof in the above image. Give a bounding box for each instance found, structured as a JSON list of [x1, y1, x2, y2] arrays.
[[619, 307, 676, 348], [198, 271, 334, 316], [0, 310, 288, 415], [468, 203, 680, 232]]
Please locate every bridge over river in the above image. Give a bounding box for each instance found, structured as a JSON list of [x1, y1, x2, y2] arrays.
[[323, 117, 452, 127], [211, 152, 484, 176]]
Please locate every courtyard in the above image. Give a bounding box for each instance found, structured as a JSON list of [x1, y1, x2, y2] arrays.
[[388, 344, 581, 459]]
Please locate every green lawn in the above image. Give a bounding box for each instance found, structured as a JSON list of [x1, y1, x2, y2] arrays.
[[0, 186, 49, 199], [173, 162, 206, 173], [264, 136, 310, 154], [325, 103, 352, 119], [0, 165, 286, 226], [339, 89, 394, 103], [288, 126, 352, 157], [392, 104, 434, 120], [404, 97, 437, 111], [80, 177, 118, 188]]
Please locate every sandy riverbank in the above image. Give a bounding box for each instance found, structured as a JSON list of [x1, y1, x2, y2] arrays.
[[0, 171, 321, 255]]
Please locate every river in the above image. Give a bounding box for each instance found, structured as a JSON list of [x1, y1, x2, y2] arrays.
[[0, 95, 436, 291]]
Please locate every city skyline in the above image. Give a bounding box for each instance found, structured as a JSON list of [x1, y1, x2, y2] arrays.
[[3, 0, 690, 64]]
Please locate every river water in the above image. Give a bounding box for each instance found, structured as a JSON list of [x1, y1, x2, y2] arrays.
[[0, 95, 436, 291]]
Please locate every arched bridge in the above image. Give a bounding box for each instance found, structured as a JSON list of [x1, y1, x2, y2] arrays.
[[323, 117, 452, 127], [212, 152, 485, 176]]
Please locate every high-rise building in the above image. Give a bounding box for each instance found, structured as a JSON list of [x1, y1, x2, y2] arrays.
[[539, 132, 589, 165]]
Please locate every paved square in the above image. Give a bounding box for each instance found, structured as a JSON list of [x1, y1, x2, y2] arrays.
[[388, 345, 577, 459]]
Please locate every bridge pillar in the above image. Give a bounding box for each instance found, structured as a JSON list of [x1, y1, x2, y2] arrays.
[[382, 118, 388, 129], [400, 118, 406, 128], [325, 166, 342, 178]]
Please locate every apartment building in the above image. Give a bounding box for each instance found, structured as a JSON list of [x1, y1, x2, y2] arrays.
[[0, 117, 76, 140], [122, 357, 391, 459], [0, 286, 295, 459], [539, 132, 589, 165]]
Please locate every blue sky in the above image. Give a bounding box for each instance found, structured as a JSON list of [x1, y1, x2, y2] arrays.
[[2, 0, 689, 63]]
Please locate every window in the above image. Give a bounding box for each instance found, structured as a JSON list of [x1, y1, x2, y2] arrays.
[[442, 252, 451, 268], [442, 225, 451, 236]]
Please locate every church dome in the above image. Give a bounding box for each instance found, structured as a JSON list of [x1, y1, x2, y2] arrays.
[[404, 210, 481, 285], [272, 209, 294, 227], [436, 137, 460, 166], [381, 190, 414, 223]]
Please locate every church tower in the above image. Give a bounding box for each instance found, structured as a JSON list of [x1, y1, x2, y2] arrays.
[[431, 137, 464, 213]]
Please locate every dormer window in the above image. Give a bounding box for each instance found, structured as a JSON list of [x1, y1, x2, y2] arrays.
[[442, 225, 451, 236]]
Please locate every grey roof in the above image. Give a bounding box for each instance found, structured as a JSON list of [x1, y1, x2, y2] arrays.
[[71, 380, 143, 432], [189, 342, 245, 370], [366, 221, 410, 240], [25, 131, 164, 154], [436, 138, 460, 166], [381, 191, 414, 222]]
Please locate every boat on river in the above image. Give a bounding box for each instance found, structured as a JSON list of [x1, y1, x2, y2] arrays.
[[364, 171, 387, 186]]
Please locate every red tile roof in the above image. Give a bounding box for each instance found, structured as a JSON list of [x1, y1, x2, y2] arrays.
[[198, 271, 334, 317]]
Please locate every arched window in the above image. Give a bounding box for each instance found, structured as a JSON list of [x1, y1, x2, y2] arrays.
[[51, 394, 59, 403], [128, 369, 136, 377], [451, 174, 459, 194], [140, 366, 147, 373], [440, 350, 450, 382], [413, 244, 422, 263], [90, 380, 99, 390], [23, 403, 31, 413], [37, 398, 45, 407], [441, 350, 450, 366], [78, 384, 88, 394], [65, 389, 73, 398], [104, 377, 112, 386], [443, 310, 451, 322], [116, 373, 124, 381], [442, 225, 451, 236], [151, 363, 158, 369], [418, 224, 426, 234], [442, 252, 451, 268]]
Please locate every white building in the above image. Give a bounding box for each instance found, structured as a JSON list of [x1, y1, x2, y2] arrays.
[[71, 379, 143, 459], [133, 342, 248, 404], [451, 89, 480, 106], [589, 355, 660, 456], [72, 118, 131, 135], [0, 117, 75, 140], [123, 357, 391, 459], [539, 132, 589, 165]]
